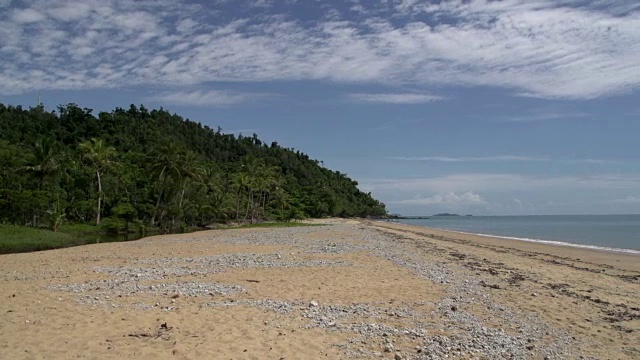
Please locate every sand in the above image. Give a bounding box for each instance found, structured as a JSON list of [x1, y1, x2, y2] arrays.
[[0, 219, 638, 359]]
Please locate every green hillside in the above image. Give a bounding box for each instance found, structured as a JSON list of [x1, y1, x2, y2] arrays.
[[0, 103, 386, 232]]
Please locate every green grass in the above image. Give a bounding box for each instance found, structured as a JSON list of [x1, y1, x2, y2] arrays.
[[0, 221, 323, 254], [0, 224, 84, 254], [237, 221, 323, 229], [58, 223, 103, 235]]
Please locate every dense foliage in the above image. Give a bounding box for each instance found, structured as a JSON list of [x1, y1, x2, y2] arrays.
[[0, 103, 386, 231]]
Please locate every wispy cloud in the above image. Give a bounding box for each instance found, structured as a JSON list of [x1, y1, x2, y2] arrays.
[[347, 92, 445, 104], [0, 0, 638, 99], [498, 112, 591, 123], [149, 90, 275, 107], [611, 196, 640, 204], [387, 155, 549, 162], [392, 192, 485, 206], [11, 8, 47, 23], [362, 173, 640, 193], [386, 155, 618, 164]]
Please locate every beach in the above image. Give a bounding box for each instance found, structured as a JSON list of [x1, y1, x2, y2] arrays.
[[0, 219, 638, 359]]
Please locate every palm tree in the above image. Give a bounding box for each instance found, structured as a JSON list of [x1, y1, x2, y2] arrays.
[[149, 146, 202, 226], [23, 137, 60, 190], [149, 145, 182, 226], [231, 172, 250, 224], [79, 138, 117, 225], [176, 150, 201, 209]]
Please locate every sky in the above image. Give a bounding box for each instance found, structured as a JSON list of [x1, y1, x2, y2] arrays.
[[1, 0, 639, 216]]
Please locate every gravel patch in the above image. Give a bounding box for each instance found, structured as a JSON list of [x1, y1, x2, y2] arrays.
[[48, 279, 246, 307], [44, 223, 591, 358]]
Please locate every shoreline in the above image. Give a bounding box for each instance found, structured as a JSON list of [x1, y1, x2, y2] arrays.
[[386, 220, 640, 255], [1, 218, 638, 359], [369, 219, 640, 273]]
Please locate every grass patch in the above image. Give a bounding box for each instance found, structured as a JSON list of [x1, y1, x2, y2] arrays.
[[58, 223, 102, 235], [0, 224, 83, 254], [237, 222, 323, 229]]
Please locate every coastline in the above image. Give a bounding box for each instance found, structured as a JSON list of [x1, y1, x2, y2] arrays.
[[1, 218, 638, 359], [372, 220, 640, 272], [394, 215, 640, 254]]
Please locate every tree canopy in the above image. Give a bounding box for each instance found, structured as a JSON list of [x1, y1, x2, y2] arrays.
[[0, 103, 387, 230]]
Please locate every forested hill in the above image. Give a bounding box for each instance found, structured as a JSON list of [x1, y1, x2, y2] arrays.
[[0, 103, 386, 230]]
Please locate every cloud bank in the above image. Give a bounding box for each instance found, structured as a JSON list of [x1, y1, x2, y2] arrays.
[[393, 192, 485, 206], [1, 0, 638, 100]]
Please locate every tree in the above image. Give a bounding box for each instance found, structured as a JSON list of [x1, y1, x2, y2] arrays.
[[231, 172, 250, 224], [149, 145, 182, 226], [23, 137, 60, 190], [79, 138, 117, 225], [0, 102, 388, 229]]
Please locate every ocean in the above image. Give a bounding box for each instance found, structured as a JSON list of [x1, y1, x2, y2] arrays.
[[396, 215, 640, 254]]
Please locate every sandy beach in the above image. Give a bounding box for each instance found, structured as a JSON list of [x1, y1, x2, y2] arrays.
[[1, 219, 638, 359]]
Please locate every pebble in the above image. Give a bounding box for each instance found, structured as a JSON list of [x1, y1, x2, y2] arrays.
[[43, 223, 587, 359]]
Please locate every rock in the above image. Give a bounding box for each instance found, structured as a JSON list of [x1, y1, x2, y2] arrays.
[[394, 354, 403, 360], [309, 301, 319, 308], [384, 344, 394, 352]]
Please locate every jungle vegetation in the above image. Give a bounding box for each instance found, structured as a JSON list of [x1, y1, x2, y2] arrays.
[[0, 103, 387, 234]]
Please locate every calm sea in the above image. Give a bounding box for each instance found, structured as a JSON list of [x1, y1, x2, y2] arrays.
[[396, 215, 640, 254]]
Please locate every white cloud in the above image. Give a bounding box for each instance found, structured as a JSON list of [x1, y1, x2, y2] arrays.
[[388, 156, 548, 162], [48, 3, 92, 21], [150, 90, 274, 107], [347, 92, 445, 104], [393, 192, 485, 206], [498, 112, 591, 123], [11, 8, 46, 23], [362, 173, 640, 193], [0, 0, 638, 99], [386, 155, 618, 164], [611, 196, 640, 204]]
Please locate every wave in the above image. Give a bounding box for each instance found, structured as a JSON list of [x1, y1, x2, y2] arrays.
[[452, 229, 640, 255]]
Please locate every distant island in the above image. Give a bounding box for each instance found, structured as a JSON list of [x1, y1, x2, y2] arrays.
[[432, 213, 461, 217]]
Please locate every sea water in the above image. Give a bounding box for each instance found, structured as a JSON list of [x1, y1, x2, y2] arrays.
[[396, 215, 640, 254]]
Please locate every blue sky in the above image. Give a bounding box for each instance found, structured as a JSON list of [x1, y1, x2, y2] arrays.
[[1, 0, 639, 215]]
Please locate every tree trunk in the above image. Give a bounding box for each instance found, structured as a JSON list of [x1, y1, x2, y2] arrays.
[[96, 169, 102, 226], [235, 189, 242, 224], [151, 175, 169, 226], [244, 189, 253, 223]]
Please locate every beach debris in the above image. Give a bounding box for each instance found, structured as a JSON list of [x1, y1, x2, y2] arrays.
[[479, 281, 501, 289]]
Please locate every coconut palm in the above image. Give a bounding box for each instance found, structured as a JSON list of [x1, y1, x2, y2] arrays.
[[149, 145, 182, 226], [231, 172, 250, 224], [23, 137, 60, 190], [79, 138, 117, 225]]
